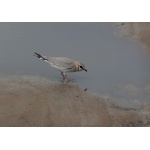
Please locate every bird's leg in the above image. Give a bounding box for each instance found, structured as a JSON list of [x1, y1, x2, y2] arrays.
[[65, 74, 69, 82], [61, 72, 69, 82], [61, 72, 65, 80]]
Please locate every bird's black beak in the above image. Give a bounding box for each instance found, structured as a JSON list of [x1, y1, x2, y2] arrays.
[[84, 69, 87, 72]]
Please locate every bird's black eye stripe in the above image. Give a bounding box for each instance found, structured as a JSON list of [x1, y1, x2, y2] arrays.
[[80, 66, 83, 69]]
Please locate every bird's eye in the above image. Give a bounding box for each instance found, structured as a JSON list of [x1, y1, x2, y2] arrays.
[[80, 66, 83, 69]]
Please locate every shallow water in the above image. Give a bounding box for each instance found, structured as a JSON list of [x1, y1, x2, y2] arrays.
[[0, 23, 150, 107]]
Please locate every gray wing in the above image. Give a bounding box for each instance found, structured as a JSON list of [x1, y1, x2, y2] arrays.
[[44, 56, 75, 71]]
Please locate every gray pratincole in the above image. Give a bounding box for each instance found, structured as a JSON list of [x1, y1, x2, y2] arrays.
[[34, 52, 87, 81]]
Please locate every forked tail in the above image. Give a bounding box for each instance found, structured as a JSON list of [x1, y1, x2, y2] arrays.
[[34, 52, 48, 62]]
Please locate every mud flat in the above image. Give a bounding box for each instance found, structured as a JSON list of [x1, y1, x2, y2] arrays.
[[118, 22, 150, 53], [0, 75, 150, 127]]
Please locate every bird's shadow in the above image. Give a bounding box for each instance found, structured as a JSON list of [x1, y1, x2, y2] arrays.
[[58, 77, 77, 83], [58, 77, 87, 92]]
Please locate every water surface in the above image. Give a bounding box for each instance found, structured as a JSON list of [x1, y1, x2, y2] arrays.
[[0, 23, 150, 107]]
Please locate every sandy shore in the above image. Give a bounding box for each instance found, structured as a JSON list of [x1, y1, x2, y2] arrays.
[[118, 22, 150, 53], [0, 75, 150, 127]]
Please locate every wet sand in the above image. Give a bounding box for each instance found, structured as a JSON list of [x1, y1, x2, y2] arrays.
[[118, 22, 150, 53], [0, 75, 150, 127]]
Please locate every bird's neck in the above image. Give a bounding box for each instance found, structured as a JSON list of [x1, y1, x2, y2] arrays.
[[74, 61, 80, 72]]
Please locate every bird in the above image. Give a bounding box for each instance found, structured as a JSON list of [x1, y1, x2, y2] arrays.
[[34, 52, 87, 81]]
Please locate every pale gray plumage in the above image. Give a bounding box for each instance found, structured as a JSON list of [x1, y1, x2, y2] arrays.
[[43, 56, 75, 72], [34, 52, 87, 81]]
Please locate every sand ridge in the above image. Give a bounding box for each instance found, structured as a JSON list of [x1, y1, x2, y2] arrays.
[[118, 22, 150, 54], [0, 75, 150, 127]]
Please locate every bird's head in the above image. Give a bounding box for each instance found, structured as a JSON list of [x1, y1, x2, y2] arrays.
[[76, 61, 87, 72]]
